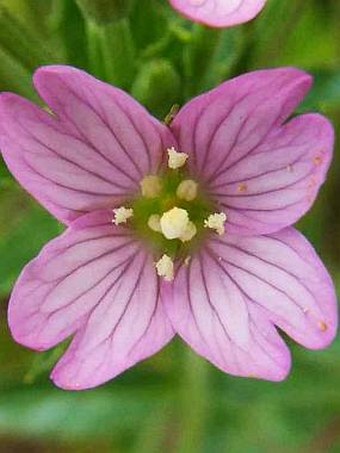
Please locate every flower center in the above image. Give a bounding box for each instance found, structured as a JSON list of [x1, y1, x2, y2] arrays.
[[112, 147, 226, 281]]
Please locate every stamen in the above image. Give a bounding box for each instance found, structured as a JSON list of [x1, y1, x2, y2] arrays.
[[167, 146, 188, 169], [113, 206, 134, 225], [176, 179, 198, 201], [147, 214, 162, 232], [140, 175, 162, 198], [180, 221, 197, 242], [155, 254, 174, 281], [160, 207, 189, 240], [184, 256, 191, 266], [204, 212, 227, 235]]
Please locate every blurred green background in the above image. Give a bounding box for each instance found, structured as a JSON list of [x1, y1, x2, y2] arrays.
[[0, 0, 340, 451]]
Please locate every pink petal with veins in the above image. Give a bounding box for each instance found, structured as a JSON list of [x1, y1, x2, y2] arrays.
[[163, 228, 337, 381], [0, 66, 175, 225], [169, 0, 267, 28], [172, 68, 333, 235], [8, 210, 174, 390]]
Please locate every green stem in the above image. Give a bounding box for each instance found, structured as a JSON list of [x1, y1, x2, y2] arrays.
[[177, 348, 209, 453], [50, 0, 88, 68], [84, 17, 136, 88], [99, 18, 136, 89], [85, 19, 106, 79], [183, 25, 222, 99], [131, 409, 169, 453]]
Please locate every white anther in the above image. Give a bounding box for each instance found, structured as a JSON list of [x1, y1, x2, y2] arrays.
[[204, 212, 227, 235], [180, 221, 197, 243], [167, 146, 188, 169], [176, 179, 198, 201], [140, 175, 162, 198], [160, 207, 189, 240], [155, 254, 174, 281], [113, 207, 134, 225], [147, 214, 162, 233]]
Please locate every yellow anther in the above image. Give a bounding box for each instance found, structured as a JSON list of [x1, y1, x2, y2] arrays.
[[147, 214, 162, 233], [204, 212, 227, 235], [167, 146, 188, 169], [140, 175, 162, 198], [176, 179, 198, 201], [155, 254, 174, 281], [160, 207, 189, 240], [180, 221, 197, 243], [113, 207, 134, 225]]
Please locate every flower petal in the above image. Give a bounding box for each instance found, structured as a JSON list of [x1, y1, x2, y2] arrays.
[[163, 228, 337, 381], [172, 68, 333, 235], [209, 114, 333, 234], [8, 210, 174, 389], [169, 0, 267, 28], [0, 65, 174, 224]]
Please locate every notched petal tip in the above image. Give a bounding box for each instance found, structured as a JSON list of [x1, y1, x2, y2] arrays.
[[163, 227, 336, 383], [50, 364, 86, 391], [8, 210, 175, 390], [173, 67, 330, 236], [0, 92, 29, 122]]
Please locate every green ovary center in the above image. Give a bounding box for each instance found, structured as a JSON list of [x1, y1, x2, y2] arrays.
[[112, 147, 226, 281]]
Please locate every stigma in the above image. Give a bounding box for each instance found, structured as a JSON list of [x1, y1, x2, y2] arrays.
[[160, 207, 190, 239]]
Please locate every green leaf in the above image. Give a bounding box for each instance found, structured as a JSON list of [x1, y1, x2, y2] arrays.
[[0, 185, 61, 297], [75, 0, 132, 24], [301, 71, 340, 110], [49, 0, 88, 69], [0, 386, 172, 441], [0, 4, 61, 72], [130, 0, 168, 51], [0, 47, 37, 101]]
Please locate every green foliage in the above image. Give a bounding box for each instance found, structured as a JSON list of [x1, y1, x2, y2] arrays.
[[0, 0, 339, 451], [0, 185, 61, 296], [132, 59, 181, 118], [75, 0, 132, 25]]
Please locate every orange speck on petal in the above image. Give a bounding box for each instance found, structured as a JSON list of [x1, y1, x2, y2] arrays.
[[313, 156, 323, 166], [308, 177, 317, 188], [318, 321, 328, 332], [238, 183, 248, 193]]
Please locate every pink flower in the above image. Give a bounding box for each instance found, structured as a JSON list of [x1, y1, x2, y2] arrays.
[[0, 66, 337, 390], [169, 0, 268, 28]]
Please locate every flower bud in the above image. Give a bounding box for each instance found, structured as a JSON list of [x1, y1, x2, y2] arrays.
[[131, 60, 181, 118]]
